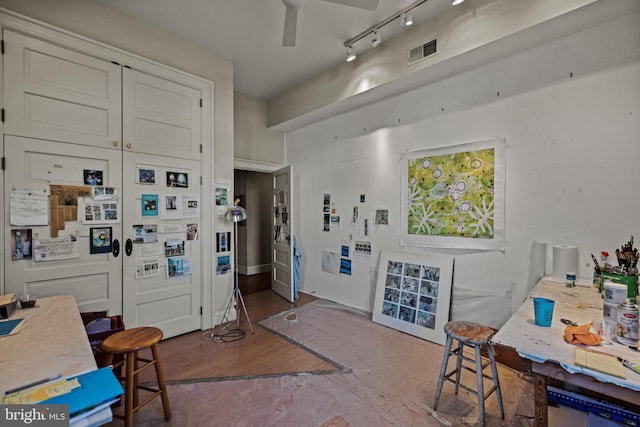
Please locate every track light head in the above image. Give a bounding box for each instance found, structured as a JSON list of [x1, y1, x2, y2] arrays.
[[452, 0, 466, 4], [401, 12, 413, 26], [346, 45, 356, 62], [371, 30, 381, 47]]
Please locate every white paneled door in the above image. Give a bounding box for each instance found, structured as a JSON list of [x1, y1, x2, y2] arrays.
[[3, 136, 123, 314], [272, 166, 295, 302], [121, 152, 201, 338]]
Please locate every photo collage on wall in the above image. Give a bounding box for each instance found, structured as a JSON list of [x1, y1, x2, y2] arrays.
[[382, 260, 440, 330]]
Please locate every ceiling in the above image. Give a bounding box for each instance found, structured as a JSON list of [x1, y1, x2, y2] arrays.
[[95, 0, 452, 101]]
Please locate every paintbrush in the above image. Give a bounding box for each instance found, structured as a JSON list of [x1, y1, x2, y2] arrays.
[[617, 357, 640, 375]]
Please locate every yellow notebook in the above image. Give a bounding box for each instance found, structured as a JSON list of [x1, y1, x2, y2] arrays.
[[574, 348, 626, 378]]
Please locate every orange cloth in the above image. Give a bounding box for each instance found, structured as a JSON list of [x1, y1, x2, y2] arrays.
[[563, 322, 603, 346]]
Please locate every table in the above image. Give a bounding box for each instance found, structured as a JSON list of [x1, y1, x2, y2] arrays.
[[491, 278, 640, 427], [0, 295, 97, 394]]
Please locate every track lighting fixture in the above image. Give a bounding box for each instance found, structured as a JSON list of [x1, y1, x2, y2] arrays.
[[371, 30, 381, 47], [401, 12, 413, 26], [343, 0, 429, 61], [452, 0, 465, 5], [346, 45, 356, 62]]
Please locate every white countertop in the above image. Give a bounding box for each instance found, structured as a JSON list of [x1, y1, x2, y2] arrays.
[[491, 278, 640, 391]]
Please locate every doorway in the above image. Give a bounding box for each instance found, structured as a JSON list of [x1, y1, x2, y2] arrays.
[[233, 169, 272, 295]]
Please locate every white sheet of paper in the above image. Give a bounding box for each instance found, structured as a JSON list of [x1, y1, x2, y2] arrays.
[[10, 189, 49, 226]]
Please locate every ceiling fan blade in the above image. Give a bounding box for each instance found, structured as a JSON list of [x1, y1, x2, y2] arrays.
[[282, 6, 298, 47], [321, 0, 380, 11]]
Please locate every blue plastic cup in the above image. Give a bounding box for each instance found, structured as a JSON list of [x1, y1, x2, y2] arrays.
[[533, 297, 555, 327]]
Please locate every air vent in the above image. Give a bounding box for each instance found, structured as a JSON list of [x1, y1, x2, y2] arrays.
[[408, 38, 437, 66]]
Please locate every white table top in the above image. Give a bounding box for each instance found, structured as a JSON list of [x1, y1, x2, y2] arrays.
[[0, 295, 97, 394], [491, 278, 640, 391]]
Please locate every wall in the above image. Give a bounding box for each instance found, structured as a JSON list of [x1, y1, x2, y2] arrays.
[[285, 12, 640, 327], [234, 92, 285, 170], [0, 0, 234, 327]]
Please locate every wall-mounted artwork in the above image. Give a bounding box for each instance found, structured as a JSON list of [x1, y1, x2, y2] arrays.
[[90, 227, 112, 254], [400, 138, 506, 250], [372, 250, 453, 345]]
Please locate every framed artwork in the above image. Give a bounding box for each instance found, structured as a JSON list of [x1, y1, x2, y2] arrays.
[[11, 229, 33, 260], [372, 250, 454, 345], [400, 138, 506, 250], [90, 227, 112, 254]]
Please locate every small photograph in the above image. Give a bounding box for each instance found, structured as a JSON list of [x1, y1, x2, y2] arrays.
[[166, 196, 178, 210], [132, 224, 157, 243], [138, 168, 156, 184], [382, 301, 399, 318], [216, 255, 231, 275], [141, 194, 159, 216], [401, 277, 419, 293], [384, 288, 400, 303], [216, 232, 230, 253], [421, 265, 441, 282], [166, 171, 188, 188], [401, 291, 417, 308], [164, 239, 185, 257], [83, 170, 103, 186], [11, 229, 33, 260], [215, 188, 228, 206], [167, 257, 184, 278], [354, 240, 372, 256], [93, 187, 116, 199], [323, 214, 330, 232], [339, 258, 352, 275], [420, 280, 439, 297], [187, 223, 199, 241], [403, 263, 421, 278], [385, 274, 401, 288], [387, 261, 404, 275], [398, 306, 416, 323], [375, 209, 389, 225], [417, 311, 436, 329], [419, 295, 437, 313], [90, 227, 112, 254], [323, 193, 331, 213], [104, 209, 118, 221], [341, 245, 350, 258]]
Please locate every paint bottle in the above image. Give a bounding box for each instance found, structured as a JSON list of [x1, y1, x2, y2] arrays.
[[566, 272, 576, 288], [616, 299, 639, 347]]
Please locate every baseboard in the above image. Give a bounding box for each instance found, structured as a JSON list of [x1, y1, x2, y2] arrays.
[[239, 264, 271, 276]]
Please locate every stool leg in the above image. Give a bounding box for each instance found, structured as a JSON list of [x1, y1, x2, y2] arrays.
[[125, 351, 135, 427], [474, 344, 486, 426], [151, 343, 172, 421], [454, 341, 464, 395], [133, 350, 140, 409], [434, 335, 453, 410], [487, 344, 504, 419]]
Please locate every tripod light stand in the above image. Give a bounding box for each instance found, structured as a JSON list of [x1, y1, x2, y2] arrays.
[[222, 204, 254, 336]]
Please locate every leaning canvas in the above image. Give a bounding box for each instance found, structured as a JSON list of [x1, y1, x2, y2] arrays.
[[372, 250, 454, 345]]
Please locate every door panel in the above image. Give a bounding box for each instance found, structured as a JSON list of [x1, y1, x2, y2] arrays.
[[122, 152, 201, 338], [3, 30, 122, 149], [3, 136, 123, 313], [123, 68, 201, 160], [272, 166, 294, 302]]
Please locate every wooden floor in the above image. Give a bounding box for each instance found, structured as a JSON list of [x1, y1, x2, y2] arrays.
[[148, 276, 334, 383]]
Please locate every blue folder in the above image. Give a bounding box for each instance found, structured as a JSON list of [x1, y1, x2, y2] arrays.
[[42, 367, 123, 416]]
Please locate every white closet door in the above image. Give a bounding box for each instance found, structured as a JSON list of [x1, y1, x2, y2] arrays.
[[121, 151, 201, 338], [3, 136, 123, 314], [3, 30, 122, 150], [123, 68, 202, 160]]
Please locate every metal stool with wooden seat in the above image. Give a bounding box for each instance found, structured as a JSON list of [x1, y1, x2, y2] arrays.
[[433, 321, 504, 426], [101, 327, 172, 426]]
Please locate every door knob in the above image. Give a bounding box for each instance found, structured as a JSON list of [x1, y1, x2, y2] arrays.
[[125, 239, 133, 256], [126, 143, 132, 149], [113, 141, 119, 147], [112, 239, 120, 257]]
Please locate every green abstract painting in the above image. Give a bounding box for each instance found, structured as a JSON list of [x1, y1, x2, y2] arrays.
[[401, 139, 506, 250]]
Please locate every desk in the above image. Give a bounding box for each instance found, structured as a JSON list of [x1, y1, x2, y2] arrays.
[[0, 295, 97, 394], [491, 279, 640, 427]]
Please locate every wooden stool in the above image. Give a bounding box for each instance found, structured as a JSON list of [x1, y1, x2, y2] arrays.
[[101, 327, 172, 426], [433, 321, 504, 426]]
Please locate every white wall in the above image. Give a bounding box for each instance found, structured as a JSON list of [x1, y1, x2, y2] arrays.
[[286, 13, 640, 327]]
